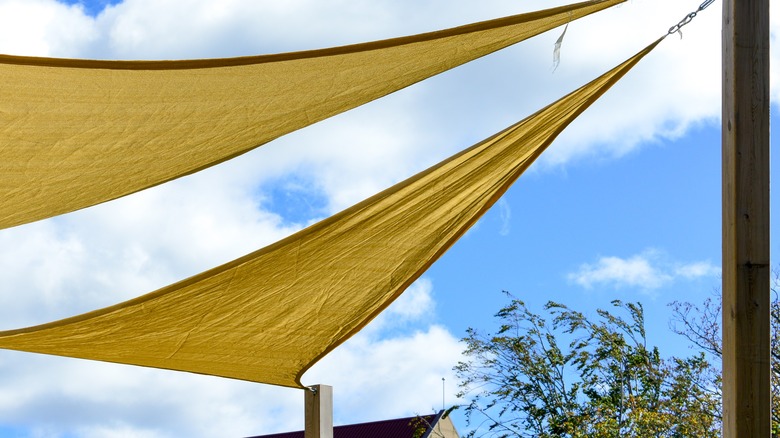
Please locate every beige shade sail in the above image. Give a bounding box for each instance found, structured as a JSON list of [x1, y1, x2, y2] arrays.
[[0, 39, 662, 388], [0, 0, 625, 230]]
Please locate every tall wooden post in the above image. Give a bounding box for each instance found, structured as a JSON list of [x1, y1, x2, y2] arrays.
[[722, 0, 770, 435], [305, 385, 333, 438]]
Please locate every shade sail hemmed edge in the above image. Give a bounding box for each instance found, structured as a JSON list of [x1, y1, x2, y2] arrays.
[[0, 38, 663, 389], [293, 37, 665, 387], [0, 0, 626, 230], [0, 0, 623, 70]]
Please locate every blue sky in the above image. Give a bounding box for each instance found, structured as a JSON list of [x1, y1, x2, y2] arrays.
[[56, 0, 119, 16], [0, 0, 775, 437]]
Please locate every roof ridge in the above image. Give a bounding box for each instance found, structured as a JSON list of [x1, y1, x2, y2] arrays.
[[419, 410, 445, 438], [245, 411, 442, 438], [338, 412, 437, 428]]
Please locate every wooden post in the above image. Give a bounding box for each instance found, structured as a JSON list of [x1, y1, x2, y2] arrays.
[[722, 0, 770, 435], [305, 385, 333, 438]]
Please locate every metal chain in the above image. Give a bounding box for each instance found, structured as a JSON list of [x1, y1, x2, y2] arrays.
[[668, 0, 716, 37]]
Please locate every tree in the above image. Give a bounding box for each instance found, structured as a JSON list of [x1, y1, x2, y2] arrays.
[[455, 294, 720, 437], [669, 272, 780, 436]]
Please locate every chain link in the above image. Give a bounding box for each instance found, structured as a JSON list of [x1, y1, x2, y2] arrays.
[[668, 0, 716, 36]]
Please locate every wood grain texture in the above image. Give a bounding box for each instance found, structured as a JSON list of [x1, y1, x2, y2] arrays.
[[722, 0, 770, 435]]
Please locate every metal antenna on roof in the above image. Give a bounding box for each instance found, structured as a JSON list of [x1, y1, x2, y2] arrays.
[[441, 378, 445, 412]]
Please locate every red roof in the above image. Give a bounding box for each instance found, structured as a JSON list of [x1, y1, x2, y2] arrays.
[[247, 411, 443, 438]]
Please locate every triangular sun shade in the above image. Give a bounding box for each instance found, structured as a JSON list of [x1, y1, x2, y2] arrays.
[[0, 0, 625, 230], [0, 39, 662, 388]]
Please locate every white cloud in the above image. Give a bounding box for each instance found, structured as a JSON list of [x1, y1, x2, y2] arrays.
[[385, 278, 436, 322], [497, 199, 512, 236], [569, 252, 672, 290], [675, 260, 721, 279], [0, 0, 96, 57], [304, 324, 464, 425], [568, 250, 720, 291], [0, 353, 303, 437]]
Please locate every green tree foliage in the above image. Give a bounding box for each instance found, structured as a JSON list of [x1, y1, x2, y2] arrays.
[[455, 294, 720, 437]]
